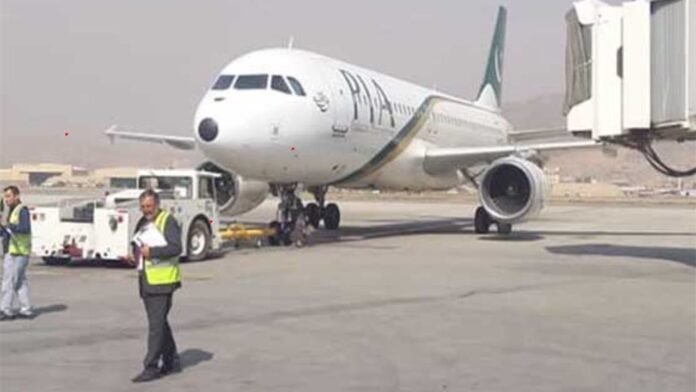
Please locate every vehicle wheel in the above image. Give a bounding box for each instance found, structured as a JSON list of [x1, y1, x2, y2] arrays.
[[474, 206, 491, 234], [305, 203, 321, 229], [268, 221, 282, 246], [323, 203, 340, 230], [43, 257, 70, 266], [187, 219, 211, 261], [497, 222, 513, 235]]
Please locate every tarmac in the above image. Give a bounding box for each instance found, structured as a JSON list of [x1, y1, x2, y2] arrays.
[[1, 199, 695, 392]]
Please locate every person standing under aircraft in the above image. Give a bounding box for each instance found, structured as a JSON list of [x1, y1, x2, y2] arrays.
[[0, 185, 34, 321], [129, 189, 183, 383]]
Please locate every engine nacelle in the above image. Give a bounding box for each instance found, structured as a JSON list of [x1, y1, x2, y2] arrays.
[[197, 161, 269, 216], [479, 156, 548, 224]]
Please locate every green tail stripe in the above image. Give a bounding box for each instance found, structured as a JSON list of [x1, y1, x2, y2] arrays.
[[477, 6, 507, 107]]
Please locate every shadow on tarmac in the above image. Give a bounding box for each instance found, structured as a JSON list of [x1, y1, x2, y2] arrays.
[[16, 304, 69, 320], [307, 218, 694, 245], [179, 348, 214, 370], [546, 244, 696, 268]]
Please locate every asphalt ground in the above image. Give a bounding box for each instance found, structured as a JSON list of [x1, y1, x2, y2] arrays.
[[1, 200, 694, 392]]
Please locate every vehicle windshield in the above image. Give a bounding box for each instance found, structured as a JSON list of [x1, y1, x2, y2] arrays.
[[138, 176, 192, 199]]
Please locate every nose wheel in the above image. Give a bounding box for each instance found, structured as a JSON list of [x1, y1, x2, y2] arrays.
[[268, 185, 342, 246], [268, 184, 307, 247]]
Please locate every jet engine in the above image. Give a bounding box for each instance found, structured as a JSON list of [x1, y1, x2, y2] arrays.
[[197, 161, 269, 216], [479, 156, 548, 224]]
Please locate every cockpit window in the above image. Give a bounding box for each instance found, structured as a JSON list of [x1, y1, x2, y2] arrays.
[[286, 77, 306, 96], [212, 75, 235, 90], [271, 75, 292, 95], [234, 74, 268, 90]]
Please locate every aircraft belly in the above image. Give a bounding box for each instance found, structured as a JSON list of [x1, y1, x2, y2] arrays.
[[337, 139, 462, 191]]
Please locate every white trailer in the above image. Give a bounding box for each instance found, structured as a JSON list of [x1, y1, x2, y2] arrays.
[[30, 169, 223, 265]]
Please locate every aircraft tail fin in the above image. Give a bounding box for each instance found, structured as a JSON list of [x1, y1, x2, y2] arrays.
[[475, 6, 507, 111]]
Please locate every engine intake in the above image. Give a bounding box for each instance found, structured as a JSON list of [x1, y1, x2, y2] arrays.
[[197, 161, 269, 216], [479, 156, 547, 223]]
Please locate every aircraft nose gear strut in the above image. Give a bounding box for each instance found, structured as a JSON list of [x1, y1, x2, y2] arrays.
[[269, 184, 309, 247]]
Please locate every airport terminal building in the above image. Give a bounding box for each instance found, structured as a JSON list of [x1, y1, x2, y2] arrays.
[[0, 164, 138, 188]]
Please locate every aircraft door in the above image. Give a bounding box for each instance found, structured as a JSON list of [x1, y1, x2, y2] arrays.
[[331, 84, 352, 134], [318, 61, 352, 135]]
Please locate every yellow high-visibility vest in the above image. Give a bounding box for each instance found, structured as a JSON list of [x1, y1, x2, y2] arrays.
[[8, 204, 31, 256], [143, 210, 181, 285]]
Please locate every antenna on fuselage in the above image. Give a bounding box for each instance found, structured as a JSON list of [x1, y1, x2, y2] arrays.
[[287, 36, 295, 49]]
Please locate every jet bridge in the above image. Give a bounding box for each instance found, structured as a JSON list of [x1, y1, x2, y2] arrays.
[[565, 0, 695, 176]]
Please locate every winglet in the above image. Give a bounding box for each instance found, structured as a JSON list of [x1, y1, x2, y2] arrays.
[[104, 124, 118, 143], [475, 6, 507, 111]]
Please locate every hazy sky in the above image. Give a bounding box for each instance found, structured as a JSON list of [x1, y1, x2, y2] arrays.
[[0, 0, 623, 167]]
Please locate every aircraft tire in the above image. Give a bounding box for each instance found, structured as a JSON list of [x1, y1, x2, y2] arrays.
[[324, 203, 341, 230], [474, 206, 491, 234], [306, 203, 321, 228]]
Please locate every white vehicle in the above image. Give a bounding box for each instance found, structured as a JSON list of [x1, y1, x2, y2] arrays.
[[106, 7, 598, 238], [31, 169, 223, 265]]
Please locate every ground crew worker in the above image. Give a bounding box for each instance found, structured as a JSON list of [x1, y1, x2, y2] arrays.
[[129, 189, 183, 383], [0, 185, 33, 321]]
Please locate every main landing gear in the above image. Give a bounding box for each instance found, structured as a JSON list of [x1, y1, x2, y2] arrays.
[[474, 206, 512, 235], [304, 186, 340, 230], [268, 184, 341, 247]]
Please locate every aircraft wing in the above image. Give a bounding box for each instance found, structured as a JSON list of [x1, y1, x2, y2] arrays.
[[506, 127, 577, 143], [423, 139, 600, 174], [104, 125, 197, 151]]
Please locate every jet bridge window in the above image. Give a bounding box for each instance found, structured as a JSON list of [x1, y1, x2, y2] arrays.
[[212, 75, 235, 90], [271, 75, 292, 95], [234, 74, 268, 90], [564, 9, 592, 115], [286, 76, 306, 96]]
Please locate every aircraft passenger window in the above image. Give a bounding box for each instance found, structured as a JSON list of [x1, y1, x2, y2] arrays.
[[212, 75, 235, 90], [287, 77, 306, 96], [234, 74, 268, 90], [271, 75, 292, 94]]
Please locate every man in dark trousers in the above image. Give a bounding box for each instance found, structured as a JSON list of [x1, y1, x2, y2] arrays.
[[130, 189, 183, 383]]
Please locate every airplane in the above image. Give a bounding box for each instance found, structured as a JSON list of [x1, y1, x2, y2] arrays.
[[106, 6, 597, 244]]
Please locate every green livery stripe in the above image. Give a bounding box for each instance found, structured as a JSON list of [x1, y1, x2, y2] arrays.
[[333, 95, 456, 185], [477, 6, 507, 107]]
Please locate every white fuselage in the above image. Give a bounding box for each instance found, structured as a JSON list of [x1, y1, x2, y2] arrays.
[[194, 48, 512, 191]]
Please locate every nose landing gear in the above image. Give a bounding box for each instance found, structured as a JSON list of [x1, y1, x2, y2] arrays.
[[268, 184, 342, 247]]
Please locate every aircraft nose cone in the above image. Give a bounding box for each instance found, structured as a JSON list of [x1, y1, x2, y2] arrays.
[[198, 118, 219, 142]]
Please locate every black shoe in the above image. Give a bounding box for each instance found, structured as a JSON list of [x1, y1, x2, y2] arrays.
[[0, 312, 16, 321], [131, 368, 161, 383], [17, 312, 35, 320], [160, 361, 182, 375]]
